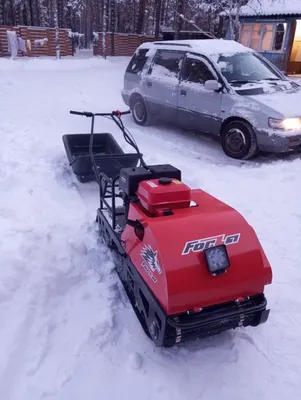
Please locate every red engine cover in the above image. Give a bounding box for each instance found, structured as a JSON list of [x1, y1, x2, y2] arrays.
[[137, 178, 191, 215], [121, 188, 273, 316]]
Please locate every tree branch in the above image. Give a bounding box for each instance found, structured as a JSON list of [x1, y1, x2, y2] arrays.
[[170, 5, 217, 39]]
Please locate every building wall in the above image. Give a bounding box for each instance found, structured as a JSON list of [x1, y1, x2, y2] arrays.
[[226, 16, 299, 73], [288, 19, 301, 73], [257, 24, 291, 72]]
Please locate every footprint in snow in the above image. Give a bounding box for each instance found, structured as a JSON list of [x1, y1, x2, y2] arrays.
[[88, 316, 117, 350]]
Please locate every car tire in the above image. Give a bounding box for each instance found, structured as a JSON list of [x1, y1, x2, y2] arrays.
[[130, 95, 151, 126], [221, 120, 258, 160]]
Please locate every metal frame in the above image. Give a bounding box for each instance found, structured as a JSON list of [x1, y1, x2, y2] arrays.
[[68, 109, 143, 233], [98, 171, 122, 231], [93, 152, 142, 231]]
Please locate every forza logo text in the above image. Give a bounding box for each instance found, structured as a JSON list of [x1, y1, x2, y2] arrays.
[[182, 233, 241, 255]]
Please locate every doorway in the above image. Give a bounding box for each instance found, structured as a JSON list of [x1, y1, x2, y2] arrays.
[[289, 19, 301, 74]]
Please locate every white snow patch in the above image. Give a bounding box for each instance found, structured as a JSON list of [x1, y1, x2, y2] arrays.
[[240, 0, 301, 16], [0, 55, 129, 72], [128, 352, 143, 369], [0, 55, 301, 400], [150, 64, 179, 81], [247, 85, 301, 118], [140, 39, 253, 57]]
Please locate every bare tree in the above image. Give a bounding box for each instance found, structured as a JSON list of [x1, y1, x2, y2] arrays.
[[0, 0, 278, 48], [170, 3, 217, 38]]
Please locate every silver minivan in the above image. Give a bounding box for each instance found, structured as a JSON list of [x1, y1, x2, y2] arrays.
[[121, 39, 301, 160]]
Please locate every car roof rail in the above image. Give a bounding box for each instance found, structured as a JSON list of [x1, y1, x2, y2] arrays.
[[153, 42, 192, 47]]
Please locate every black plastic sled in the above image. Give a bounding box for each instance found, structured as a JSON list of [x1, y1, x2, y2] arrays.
[[63, 110, 142, 183]]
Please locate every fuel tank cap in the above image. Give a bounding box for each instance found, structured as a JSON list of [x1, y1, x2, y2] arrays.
[[158, 177, 172, 185]]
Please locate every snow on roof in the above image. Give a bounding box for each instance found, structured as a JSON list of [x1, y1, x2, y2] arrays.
[[140, 39, 253, 56], [239, 0, 301, 17]]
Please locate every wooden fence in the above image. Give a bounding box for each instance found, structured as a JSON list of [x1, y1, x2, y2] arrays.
[[0, 25, 73, 57], [93, 32, 157, 57]]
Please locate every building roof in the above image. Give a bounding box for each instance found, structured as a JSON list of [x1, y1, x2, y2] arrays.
[[239, 0, 301, 17], [141, 39, 253, 56]]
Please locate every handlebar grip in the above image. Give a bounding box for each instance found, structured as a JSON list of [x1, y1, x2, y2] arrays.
[[70, 111, 83, 115], [70, 111, 94, 117], [112, 110, 131, 116]]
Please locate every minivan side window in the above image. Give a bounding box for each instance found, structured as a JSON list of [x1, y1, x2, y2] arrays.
[[181, 58, 215, 84], [126, 48, 149, 74], [150, 50, 185, 79]]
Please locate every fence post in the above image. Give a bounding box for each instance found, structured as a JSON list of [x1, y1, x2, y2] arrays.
[[102, 1, 107, 58], [55, 27, 60, 58], [110, 0, 115, 56]]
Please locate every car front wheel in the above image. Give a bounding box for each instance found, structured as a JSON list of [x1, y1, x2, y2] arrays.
[[221, 120, 258, 160]]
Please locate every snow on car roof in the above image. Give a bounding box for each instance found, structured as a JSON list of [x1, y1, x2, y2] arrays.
[[239, 0, 301, 16], [140, 39, 253, 56]]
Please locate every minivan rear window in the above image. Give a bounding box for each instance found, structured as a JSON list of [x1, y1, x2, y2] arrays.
[[126, 48, 149, 74], [151, 50, 185, 79]]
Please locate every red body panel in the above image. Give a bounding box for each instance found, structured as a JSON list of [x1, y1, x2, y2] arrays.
[[121, 185, 273, 316]]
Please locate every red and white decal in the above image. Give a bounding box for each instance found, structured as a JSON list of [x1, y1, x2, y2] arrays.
[[182, 233, 241, 255], [146, 180, 158, 188], [140, 244, 162, 283]]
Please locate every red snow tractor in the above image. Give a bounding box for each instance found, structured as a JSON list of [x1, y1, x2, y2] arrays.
[[62, 109, 273, 347]]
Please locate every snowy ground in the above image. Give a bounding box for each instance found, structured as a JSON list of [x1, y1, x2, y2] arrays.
[[0, 55, 301, 400]]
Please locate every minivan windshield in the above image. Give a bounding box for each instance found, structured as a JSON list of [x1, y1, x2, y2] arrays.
[[216, 51, 283, 84]]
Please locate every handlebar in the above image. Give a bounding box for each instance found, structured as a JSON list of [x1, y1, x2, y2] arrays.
[[69, 110, 131, 117], [69, 107, 146, 169]]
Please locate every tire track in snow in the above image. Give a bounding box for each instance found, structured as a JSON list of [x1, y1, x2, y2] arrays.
[[0, 66, 149, 399], [1, 58, 301, 400], [112, 115, 301, 169]]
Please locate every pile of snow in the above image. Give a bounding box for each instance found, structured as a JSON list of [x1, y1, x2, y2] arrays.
[[0, 55, 301, 399], [240, 0, 301, 16]]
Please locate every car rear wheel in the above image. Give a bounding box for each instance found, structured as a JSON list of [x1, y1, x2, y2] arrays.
[[130, 95, 151, 126], [221, 120, 258, 160]]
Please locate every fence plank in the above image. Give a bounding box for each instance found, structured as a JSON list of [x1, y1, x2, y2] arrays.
[[93, 32, 156, 57]]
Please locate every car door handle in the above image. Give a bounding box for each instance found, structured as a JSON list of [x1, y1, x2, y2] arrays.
[[180, 89, 186, 96], [147, 81, 152, 87]]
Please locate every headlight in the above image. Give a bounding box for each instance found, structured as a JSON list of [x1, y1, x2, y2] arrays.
[[269, 117, 301, 130], [282, 118, 301, 130], [204, 244, 230, 276]]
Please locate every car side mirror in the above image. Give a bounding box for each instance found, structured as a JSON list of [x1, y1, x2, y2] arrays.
[[204, 80, 222, 91]]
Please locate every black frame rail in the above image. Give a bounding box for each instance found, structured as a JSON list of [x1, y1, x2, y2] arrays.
[[69, 109, 144, 230]]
